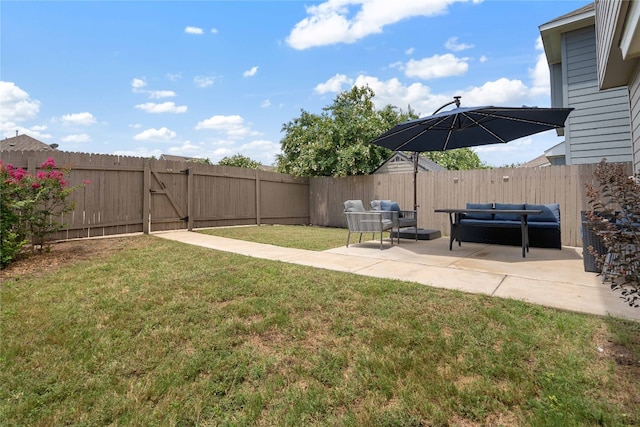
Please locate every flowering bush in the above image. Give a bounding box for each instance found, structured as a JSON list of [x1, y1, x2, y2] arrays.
[[585, 160, 640, 307], [1, 157, 85, 267]]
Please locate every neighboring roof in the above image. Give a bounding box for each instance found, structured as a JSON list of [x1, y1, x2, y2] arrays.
[[519, 154, 550, 168], [539, 2, 595, 65], [373, 151, 446, 174], [159, 154, 204, 162], [519, 141, 567, 168], [0, 134, 58, 152], [544, 141, 565, 158]]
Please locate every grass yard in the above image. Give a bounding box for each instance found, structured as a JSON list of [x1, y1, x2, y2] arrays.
[[198, 224, 349, 251], [1, 227, 639, 426]]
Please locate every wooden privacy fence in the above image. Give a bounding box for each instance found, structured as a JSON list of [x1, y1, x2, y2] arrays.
[[310, 163, 632, 248], [3, 150, 629, 248], [1, 151, 309, 240]]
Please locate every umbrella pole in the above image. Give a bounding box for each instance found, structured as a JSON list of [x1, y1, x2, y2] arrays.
[[413, 152, 418, 212]]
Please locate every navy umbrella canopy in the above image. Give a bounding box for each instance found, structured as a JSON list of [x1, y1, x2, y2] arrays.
[[370, 105, 574, 153], [369, 101, 573, 216]]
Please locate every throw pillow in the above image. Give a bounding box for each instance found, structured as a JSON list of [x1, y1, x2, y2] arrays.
[[465, 203, 493, 220], [494, 203, 525, 221]]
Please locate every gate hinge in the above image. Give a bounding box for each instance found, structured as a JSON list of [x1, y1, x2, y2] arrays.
[[181, 216, 189, 221]]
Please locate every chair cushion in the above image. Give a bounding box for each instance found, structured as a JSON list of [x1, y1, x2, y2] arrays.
[[380, 200, 402, 218], [370, 200, 391, 211], [344, 200, 366, 212], [494, 203, 525, 221], [525, 203, 560, 223], [465, 203, 493, 220]]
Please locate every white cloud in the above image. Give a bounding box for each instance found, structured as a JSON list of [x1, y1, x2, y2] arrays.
[[61, 133, 91, 143], [196, 114, 244, 130], [61, 112, 97, 126], [479, 55, 488, 63], [133, 127, 177, 141], [352, 75, 449, 115], [239, 139, 281, 165], [135, 102, 187, 113], [185, 26, 204, 35], [405, 47, 415, 55], [405, 54, 469, 79], [529, 36, 550, 98], [0, 81, 40, 123], [314, 72, 544, 117], [261, 99, 271, 108], [131, 78, 147, 92], [286, 0, 466, 50], [243, 66, 259, 77], [166, 72, 182, 82], [445, 36, 473, 52], [129, 123, 143, 129], [167, 141, 206, 156], [461, 77, 531, 106], [314, 74, 353, 94], [210, 28, 219, 34], [195, 114, 259, 139], [149, 90, 176, 99], [194, 76, 215, 88]]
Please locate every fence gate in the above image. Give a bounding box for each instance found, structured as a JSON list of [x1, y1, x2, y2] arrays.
[[146, 162, 190, 232]]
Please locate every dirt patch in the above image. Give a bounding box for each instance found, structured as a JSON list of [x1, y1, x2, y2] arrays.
[[0, 236, 142, 280]]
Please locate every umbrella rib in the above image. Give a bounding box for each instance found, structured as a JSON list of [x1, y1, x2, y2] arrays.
[[473, 110, 565, 128], [463, 113, 507, 143]]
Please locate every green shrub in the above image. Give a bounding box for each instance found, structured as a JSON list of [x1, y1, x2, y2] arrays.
[[0, 158, 86, 267], [585, 160, 640, 307]]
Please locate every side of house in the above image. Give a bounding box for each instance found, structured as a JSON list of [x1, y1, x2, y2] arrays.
[[595, 0, 640, 173], [539, 3, 634, 166]]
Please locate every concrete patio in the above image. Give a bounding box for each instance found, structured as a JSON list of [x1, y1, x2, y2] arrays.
[[154, 230, 639, 322]]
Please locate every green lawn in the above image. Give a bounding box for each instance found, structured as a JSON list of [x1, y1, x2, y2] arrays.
[[198, 224, 350, 251], [2, 227, 639, 426]]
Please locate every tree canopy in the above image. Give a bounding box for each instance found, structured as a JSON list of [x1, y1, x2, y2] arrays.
[[276, 86, 489, 176], [424, 149, 488, 170], [276, 86, 417, 177], [218, 154, 262, 170]]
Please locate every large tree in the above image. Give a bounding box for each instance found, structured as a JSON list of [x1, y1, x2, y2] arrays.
[[424, 148, 488, 170], [276, 86, 417, 177], [218, 153, 262, 170]]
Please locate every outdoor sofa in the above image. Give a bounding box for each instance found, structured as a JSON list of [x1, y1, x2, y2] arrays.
[[455, 202, 562, 249]]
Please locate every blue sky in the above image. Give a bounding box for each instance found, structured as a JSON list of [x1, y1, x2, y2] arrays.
[[1, 0, 590, 167]]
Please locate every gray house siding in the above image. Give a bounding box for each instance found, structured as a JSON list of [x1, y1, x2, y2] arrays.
[[630, 63, 640, 172], [595, 0, 620, 89], [563, 26, 632, 164]]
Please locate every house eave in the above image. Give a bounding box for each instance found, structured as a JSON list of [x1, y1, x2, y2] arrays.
[[540, 6, 595, 65], [598, 0, 640, 89]]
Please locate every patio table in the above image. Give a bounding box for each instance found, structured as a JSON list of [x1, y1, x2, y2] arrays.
[[435, 208, 542, 258]]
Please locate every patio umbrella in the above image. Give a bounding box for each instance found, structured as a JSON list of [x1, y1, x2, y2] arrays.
[[369, 99, 573, 211]]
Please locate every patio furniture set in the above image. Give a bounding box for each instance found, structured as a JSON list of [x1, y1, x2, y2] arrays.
[[344, 200, 562, 258]]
